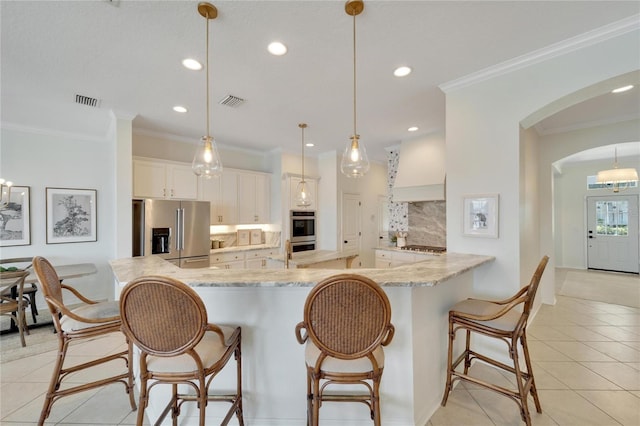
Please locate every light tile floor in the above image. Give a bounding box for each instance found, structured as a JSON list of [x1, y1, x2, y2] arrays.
[[1, 270, 638, 425]]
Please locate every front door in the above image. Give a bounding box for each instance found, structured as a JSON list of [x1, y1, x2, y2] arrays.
[[587, 195, 639, 273]]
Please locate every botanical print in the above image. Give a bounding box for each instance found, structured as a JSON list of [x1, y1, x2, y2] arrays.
[[0, 186, 30, 246], [46, 188, 97, 244]]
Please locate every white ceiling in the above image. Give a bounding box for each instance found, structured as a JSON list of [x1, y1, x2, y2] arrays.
[[1, 1, 639, 164]]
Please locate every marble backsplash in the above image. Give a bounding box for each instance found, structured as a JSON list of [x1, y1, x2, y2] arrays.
[[210, 231, 281, 249], [407, 201, 446, 247]]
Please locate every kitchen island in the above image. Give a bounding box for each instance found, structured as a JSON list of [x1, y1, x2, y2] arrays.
[[110, 253, 493, 426]]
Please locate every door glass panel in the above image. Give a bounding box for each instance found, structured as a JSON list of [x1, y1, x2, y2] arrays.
[[595, 200, 629, 236]]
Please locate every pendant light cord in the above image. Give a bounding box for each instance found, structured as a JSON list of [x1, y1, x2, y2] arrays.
[[352, 12, 357, 137], [301, 126, 305, 181], [206, 11, 211, 137]]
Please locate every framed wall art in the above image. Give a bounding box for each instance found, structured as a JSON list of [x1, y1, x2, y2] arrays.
[[462, 194, 499, 238], [46, 187, 97, 244], [0, 185, 31, 246]]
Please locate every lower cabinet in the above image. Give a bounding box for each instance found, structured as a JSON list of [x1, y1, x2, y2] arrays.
[[210, 248, 279, 269]]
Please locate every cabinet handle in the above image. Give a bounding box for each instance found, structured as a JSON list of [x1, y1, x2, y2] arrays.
[[163, 188, 166, 197], [171, 189, 174, 197]]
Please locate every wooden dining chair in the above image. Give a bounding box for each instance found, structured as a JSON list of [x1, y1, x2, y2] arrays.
[[295, 273, 395, 426], [119, 275, 244, 426], [441, 255, 550, 426], [32, 256, 136, 425], [0, 269, 30, 347], [0, 257, 38, 324]]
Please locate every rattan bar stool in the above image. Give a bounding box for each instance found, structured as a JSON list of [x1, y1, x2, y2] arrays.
[[441, 255, 550, 426], [0, 269, 30, 347], [32, 256, 136, 426], [0, 257, 38, 324], [295, 273, 395, 426], [120, 275, 243, 426]]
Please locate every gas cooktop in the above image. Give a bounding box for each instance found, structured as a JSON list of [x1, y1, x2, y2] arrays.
[[400, 245, 447, 254]]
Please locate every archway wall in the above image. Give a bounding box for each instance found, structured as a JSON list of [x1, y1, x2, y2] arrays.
[[443, 26, 639, 305]]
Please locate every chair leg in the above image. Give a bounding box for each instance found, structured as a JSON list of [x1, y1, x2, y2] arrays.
[[306, 369, 313, 426], [311, 373, 321, 426], [441, 317, 455, 406], [463, 329, 472, 374], [521, 331, 542, 413], [28, 292, 38, 323], [511, 337, 532, 426], [234, 342, 244, 426], [38, 338, 69, 425], [136, 375, 148, 426], [125, 339, 137, 411], [372, 378, 382, 426]]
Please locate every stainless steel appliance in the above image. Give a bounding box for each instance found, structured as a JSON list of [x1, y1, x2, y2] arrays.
[[290, 210, 316, 252], [132, 199, 211, 268]]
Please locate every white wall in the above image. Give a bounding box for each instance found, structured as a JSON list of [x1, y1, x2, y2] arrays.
[[0, 126, 119, 303], [443, 24, 640, 304]]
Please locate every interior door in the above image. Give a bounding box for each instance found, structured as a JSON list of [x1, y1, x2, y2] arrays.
[[342, 193, 361, 255], [587, 195, 639, 273]]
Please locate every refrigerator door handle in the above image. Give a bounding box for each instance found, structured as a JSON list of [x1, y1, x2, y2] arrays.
[[180, 208, 186, 251], [175, 208, 181, 251]]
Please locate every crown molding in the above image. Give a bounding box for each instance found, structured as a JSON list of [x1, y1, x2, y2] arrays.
[[0, 121, 109, 143], [440, 14, 640, 93]]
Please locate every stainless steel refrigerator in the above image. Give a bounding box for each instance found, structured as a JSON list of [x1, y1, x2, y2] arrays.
[[132, 199, 211, 269]]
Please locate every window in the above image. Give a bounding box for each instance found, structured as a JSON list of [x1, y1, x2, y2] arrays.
[[595, 200, 629, 236], [587, 175, 638, 190]]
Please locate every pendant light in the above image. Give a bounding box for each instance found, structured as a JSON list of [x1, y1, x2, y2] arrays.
[[295, 123, 312, 207], [596, 147, 638, 193], [192, 2, 223, 179], [340, 0, 370, 178]]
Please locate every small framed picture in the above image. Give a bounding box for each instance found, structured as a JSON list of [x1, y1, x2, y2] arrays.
[[237, 229, 250, 246], [462, 194, 499, 238], [0, 185, 31, 247], [46, 187, 97, 244], [250, 229, 262, 245]]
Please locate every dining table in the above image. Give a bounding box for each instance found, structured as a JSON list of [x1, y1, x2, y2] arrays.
[[1, 262, 97, 334]]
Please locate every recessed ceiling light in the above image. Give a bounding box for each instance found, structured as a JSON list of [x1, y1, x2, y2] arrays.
[[612, 85, 634, 93], [394, 66, 412, 77], [182, 58, 202, 71], [268, 41, 287, 56], [408, 126, 418, 132], [305, 143, 315, 147], [173, 106, 187, 113]]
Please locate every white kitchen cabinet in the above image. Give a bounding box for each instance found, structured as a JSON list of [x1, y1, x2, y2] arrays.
[[288, 176, 317, 211], [201, 171, 238, 224], [210, 251, 245, 269], [133, 158, 199, 200], [375, 250, 393, 268], [238, 172, 270, 224], [245, 248, 278, 269]]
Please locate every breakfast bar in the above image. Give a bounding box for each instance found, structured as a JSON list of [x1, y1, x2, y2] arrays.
[[110, 253, 493, 426]]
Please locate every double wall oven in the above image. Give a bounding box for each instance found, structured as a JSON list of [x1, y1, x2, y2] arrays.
[[290, 210, 316, 252]]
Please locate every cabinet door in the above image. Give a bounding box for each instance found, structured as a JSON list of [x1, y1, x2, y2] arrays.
[[238, 173, 270, 224], [133, 160, 166, 198], [245, 258, 265, 269], [167, 164, 198, 200], [289, 176, 317, 210], [220, 171, 239, 224], [201, 177, 223, 224]]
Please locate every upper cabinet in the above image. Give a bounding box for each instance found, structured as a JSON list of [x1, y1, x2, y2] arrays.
[[133, 158, 198, 200], [238, 172, 270, 224], [201, 169, 271, 225], [201, 170, 238, 225]]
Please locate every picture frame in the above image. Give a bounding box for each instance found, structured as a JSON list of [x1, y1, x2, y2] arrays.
[[250, 229, 262, 245], [46, 187, 97, 244], [0, 185, 31, 247], [462, 194, 499, 238], [237, 229, 250, 246]]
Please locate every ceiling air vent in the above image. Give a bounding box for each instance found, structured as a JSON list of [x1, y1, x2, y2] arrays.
[[75, 94, 101, 108], [218, 95, 245, 108]]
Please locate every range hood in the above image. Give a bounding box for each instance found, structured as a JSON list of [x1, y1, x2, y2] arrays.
[[392, 134, 445, 202]]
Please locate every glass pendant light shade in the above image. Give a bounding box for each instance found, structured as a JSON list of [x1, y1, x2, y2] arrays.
[[295, 123, 312, 207], [596, 147, 639, 192], [193, 135, 222, 178], [341, 135, 370, 177], [295, 179, 312, 207]]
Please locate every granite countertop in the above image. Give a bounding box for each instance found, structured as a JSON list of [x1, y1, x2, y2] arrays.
[[210, 244, 280, 254], [267, 250, 359, 267], [374, 246, 445, 256], [110, 252, 494, 289]]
